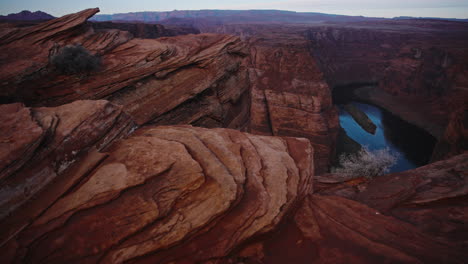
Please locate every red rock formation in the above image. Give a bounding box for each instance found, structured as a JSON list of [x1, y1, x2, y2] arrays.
[[354, 152, 468, 248], [0, 100, 134, 256], [219, 153, 468, 263], [0, 8, 251, 130], [2, 100, 465, 263], [0, 123, 314, 263], [431, 106, 468, 162], [231, 193, 466, 264], [0, 10, 339, 174], [306, 21, 468, 138], [1, 9, 467, 264], [216, 24, 339, 174]]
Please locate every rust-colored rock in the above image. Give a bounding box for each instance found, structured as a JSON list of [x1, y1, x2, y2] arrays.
[[0, 125, 313, 264], [0, 8, 251, 130], [431, 106, 468, 162], [232, 194, 465, 264], [0, 100, 134, 254], [306, 22, 468, 138], [216, 25, 340, 174], [354, 152, 468, 247]]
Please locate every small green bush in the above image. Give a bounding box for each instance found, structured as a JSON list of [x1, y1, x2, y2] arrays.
[[332, 147, 398, 179], [51, 44, 100, 75]]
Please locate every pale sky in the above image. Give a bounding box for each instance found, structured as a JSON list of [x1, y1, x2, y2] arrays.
[[1, 0, 468, 18]]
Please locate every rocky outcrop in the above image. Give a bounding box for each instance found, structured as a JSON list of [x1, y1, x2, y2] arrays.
[[1, 9, 467, 264], [3, 101, 466, 263], [314, 152, 468, 250], [0, 100, 134, 253], [354, 152, 468, 248], [1, 124, 314, 263], [224, 153, 468, 264], [90, 21, 200, 39], [431, 106, 468, 162], [0, 8, 251, 130], [229, 194, 465, 264], [215, 24, 339, 174], [343, 103, 377, 134]]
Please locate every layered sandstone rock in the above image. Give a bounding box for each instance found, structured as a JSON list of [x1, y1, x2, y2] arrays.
[[306, 22, 468, 138], [354, 152, 468, 248], [230, 193, 465, 264], [220, 153, 468, 264], [0, 124, 314, 263], [0, 8, 251, 130], [0, 100, 134, 254], [216, 24, 340, 174]]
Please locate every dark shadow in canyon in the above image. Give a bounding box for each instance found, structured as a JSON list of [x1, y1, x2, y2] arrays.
[[332, 83, 437, 172]]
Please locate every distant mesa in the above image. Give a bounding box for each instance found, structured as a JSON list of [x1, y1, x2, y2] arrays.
[[0, 10, 55, 21]]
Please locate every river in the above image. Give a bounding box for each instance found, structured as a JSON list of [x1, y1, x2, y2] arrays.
[[338, 102, 437, 173]]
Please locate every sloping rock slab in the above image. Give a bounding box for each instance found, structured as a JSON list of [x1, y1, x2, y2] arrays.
[[0, 125, 313, 263]]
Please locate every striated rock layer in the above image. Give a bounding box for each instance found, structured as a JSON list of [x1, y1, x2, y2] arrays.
[[1, 9, 467, 264], [306, 21, 468, 139], [1, 118, 314, 263], [222, 153, 468, 264], [2, 99, 466, 263], [215, 24, 340, 174], [0, 8, 251, 130], [0, 101, 134, 250]]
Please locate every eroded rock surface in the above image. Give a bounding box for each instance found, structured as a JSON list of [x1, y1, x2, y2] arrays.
[[1, 125, 313, 264], [0, 100, 134, 257], [216, 25, 340, 174], [354, 152, 468, 248], [306, 22, 468, 138], [0, 8, 251, 130]]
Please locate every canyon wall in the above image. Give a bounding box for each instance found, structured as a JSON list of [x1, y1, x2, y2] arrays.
[[306, 21, 468, 138], [90, 21, 200, 39], [215, 24, 340, 174]]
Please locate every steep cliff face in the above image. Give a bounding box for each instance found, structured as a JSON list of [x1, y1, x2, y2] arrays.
[[216, 24, 340, 174], [306, 21, 468, 138], [431, 106, 468, 162], [0, 8, 251, 130]]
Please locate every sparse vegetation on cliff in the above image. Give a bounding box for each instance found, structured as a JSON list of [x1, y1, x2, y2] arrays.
[[333, 147, 398, 179], [51, 44, 101, 75]]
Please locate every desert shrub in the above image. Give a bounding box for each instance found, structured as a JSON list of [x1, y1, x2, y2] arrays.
[[51, 44, 100, 75], [332, 147, 398, 179]]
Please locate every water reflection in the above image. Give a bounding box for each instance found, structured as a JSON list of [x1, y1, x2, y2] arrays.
[[339, 102, 436, 173]]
